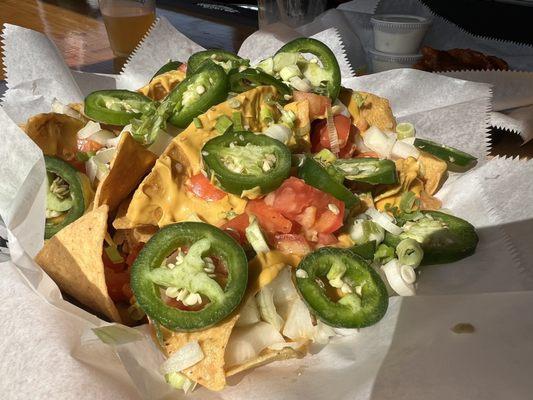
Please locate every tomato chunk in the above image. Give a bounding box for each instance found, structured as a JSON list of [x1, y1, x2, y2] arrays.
[[292, 91, 331, 120], [78, 139, 104, 153], [313, 114, 352, 151], [273, 234, 311, 255], [104, 268, 131, 303], [221, 213, 250, 244], [186, 173, 227, 201], [246, 200, 292, 234]]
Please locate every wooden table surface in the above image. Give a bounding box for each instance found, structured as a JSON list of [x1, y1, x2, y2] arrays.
[[1, 0, 531, 158]]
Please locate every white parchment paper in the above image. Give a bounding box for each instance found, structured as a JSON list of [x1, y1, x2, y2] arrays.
[[1, 17, 533, 400]]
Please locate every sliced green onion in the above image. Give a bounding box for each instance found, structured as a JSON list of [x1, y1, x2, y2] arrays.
[[349, 219, 384, 245], [104, 245, 124, 264], [396, 122, 415, 140], [260, 105, 274, 125], [396, 238, 424, 268], [314, 148, 337, 165], [399, 191, 419, 214], [374, 243, 395, 264], [232, 111, 243, 131], [245, 217, 270, 254], [215, 115, 233, 134], [193, 117, 203, 129]]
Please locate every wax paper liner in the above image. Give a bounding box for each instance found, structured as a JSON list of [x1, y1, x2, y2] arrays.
[[2, 21, 533, 400]]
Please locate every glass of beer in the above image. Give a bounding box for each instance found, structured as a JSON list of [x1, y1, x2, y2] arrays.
[[99, 0, 156, 57]]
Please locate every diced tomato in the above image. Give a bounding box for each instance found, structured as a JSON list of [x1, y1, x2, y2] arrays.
[[317, 233, 338, 245], [292, 91, 331, 120], [104, 269, 131, 303], [78, 139, 104, 153], [221, 213, 250, 244], [269, 177, 345, 235], [273, 234, 312, 255], [338, 125, 358, 159], [313, 114, 352, 151], [178, 63, 188, 73], [272, 177, 316, 218], [126, 243, 145, 267], [246, 200, 292, 234], [186, 173, 227, 201], [293, 206, 317, 229]]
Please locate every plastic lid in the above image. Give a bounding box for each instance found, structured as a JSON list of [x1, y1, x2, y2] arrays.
[[368, 49, 423, 62], [371, 14, 431, 30]]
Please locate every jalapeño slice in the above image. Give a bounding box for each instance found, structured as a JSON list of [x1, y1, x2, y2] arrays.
[[229, 68, 292, 97], [295, 247, 388, 328], [84, 90, 153, 126], [333, 158, 398, 185], [131, 222, 248, 331], [167, 62, 229, 128], [276, 38, 341, 100], [44, 156, 87, 239], [414, 138, 477, 171], [298, 155, 359, 210], [187, 50, 249, 75], [202, 130, 292, 196], [151, 60, 183, 80], [384, 211, 479, 266]]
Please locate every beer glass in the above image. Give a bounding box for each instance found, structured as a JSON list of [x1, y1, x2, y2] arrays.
[[99, 0, 156, 57]]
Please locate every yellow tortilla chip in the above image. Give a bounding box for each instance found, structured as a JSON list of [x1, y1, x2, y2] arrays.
[[23, 113, 85, 160], [284, 100, 311, 151], [374, 157, 419, 203], [375, 178, 424, 211], [339, 88, 396, 132], [417, 151, 448, 195], [138, 69, 186, 101], [123, 86, 278, 229], [94, 133, 157, 212], [248, 251, 301, 295], [34, 205, 121, 322], [420, 190, 442, 210], [225, 347, 304, 378], [161, 315, 240, 391]]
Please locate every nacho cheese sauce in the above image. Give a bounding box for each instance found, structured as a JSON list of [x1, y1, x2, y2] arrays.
[[126, 87, 278, 227]]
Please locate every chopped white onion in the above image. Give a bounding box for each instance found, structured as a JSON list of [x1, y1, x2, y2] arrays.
[[289, 76, 312, 92], [381, 259, 416, 296], [161, 340, 204, 375], [225, 322, 285, 367], [268, 268, 300, 320], [87, 130, 117, 146], [51, 98, 83, 120], [332, 99, 351, 117], [236, 296, 261, 327], [366, 207, 403, 236], [400, 265, 417, 284], [268, 340, 307, 351], [94, 147, 117, 165], [363, 126, 396, 158], [282, 297, 315, 341], [313, 320, 336, 344], [353, 133, 371, 153], [256, 286, 284, 332], [77, 121, 102, 139], [391, 140, 420, 160], [263, 124, 291, 144]]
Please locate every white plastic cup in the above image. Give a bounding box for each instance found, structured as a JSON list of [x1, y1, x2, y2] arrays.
[[368, 49, 423, 73], [371, 14, 431, 55]]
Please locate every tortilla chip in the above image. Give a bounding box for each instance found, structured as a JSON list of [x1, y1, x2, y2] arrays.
[[138, 69, 186, 101], [248, 251, 301, 295], [94, 133, 157, 212], [374, 157, 419, 203], [339, 88, 396, 132], [420, 190, 442, 210], [123, 86, 278, 228], [34, 205, 121, 322], [225, 347, 304, 378], [284, 100, 311, 151], [375, 178, 424, 211], [162, 315, 240, 391], [417, 151, 448, 195], [23, 113, 85, 160]]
